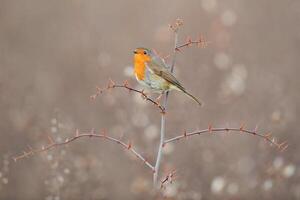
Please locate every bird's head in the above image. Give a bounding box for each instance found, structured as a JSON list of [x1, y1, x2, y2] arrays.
[[133, 47, 152, 63]]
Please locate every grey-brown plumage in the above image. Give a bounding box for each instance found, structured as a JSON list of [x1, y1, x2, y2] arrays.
[[134, 47, 203, 106]]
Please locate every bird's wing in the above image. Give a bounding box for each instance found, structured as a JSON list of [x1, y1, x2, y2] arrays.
[[151, 54, 170, 70], [146, 57, 186, 92]]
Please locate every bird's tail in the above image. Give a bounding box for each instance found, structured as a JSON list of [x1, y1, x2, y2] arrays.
[[170, 84, 203, 106], [183, 90, 203, 106]]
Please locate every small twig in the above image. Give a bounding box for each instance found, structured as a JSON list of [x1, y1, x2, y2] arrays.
[[163, 125, 288, 151], [160, 170, 177, 190], [90, 80, 165, 113], [169, 18, 183, 32], [175, 35, 210, 52], [13, 129, 155, 171]]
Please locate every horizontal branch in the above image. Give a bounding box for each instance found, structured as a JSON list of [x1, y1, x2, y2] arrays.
[[13, 129, 155, 171], [90, 79, 165, 113], [164, 125, 288, 151]]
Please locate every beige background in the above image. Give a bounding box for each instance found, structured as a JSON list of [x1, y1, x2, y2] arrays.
[[0, 0, 299, 199]]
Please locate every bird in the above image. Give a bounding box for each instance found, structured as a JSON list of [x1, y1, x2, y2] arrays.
[[133, 47, 203, 106]]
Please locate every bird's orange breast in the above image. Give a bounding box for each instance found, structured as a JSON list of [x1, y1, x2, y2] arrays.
[[134, 54, 150, 80]]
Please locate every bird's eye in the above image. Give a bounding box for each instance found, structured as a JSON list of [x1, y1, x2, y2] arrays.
[[143, 51, 147, 55]]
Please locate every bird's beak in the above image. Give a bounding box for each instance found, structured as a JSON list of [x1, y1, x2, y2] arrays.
[[133, 50, 137, 54]]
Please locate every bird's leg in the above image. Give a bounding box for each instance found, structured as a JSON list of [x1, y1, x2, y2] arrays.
[[155, 92, 164, 105]]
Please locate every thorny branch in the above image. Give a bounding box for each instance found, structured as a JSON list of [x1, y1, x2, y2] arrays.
[[164, 125, 288, 151], [153, 18, 209, 187], [175, 35, 210, 52], [90, 79, 165, 113], [13, 129, 155, 171], [169, 18, 209, 53], [13, 125, 287, 164], [153, 18, 184, 187]]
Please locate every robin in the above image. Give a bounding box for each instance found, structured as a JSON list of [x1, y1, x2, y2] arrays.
[[133, 47, 203, 106]]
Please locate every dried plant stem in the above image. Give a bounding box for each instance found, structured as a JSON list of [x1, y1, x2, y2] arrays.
[[13, 130, 155, 171], [153, 108, 166, 186], [175, 35, 209, 51], [90, 80, 165, 113], [164, 126, 288, 151], [153, 27, 179, 187]]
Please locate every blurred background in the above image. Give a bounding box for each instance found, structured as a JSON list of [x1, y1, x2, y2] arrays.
[[1, 0, 299, 199]]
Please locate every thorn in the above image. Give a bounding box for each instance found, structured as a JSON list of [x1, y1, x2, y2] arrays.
[[140, 90, 147, 99], [119, 132, 124, 141], [175, 47, 182, 53], [224, 123, 229, 132], [198, 34, 209, 48], [162, 143, 166, 148], [90, 95, 96, 100], [280, 143, 289, 152], [176, 18, 183, 26], [141, 94, 146, 100], [198, 34, 203, 41], [163, 54, 170, 60], [140, 89, 144, 95], [186, 36, 192, 44], [254, 125, 258, 134], [239, 123, 245, 131], [208, 124, 212, 133], [13, 157, 17, 162], [169, 24, 174, 31], [47, 136, 54, 144], [102, 129, 107, 137], [198, 35, 204, 46], [96, 86, 102, 93], [90, 128, 95, 135], [127, 141, 132, 150], [65, 138, 69, 143], [264, 133, 272, 140], [160, 184, 164, 190], [183, 130, 187, 137], [198, 41, 204, 48], [27, 145, 33, 151], [75, 129, 79, 137], [108, 78, 115, 89], [278, 141, 287, 149], [123, 80, 129, 87]]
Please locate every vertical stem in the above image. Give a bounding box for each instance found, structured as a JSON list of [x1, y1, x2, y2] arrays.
[[170, 30, 178, 73], [153, 99, 166, 186], [153, 30, 179, 187]]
